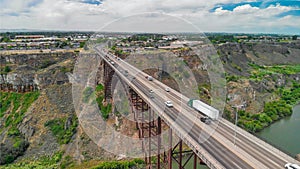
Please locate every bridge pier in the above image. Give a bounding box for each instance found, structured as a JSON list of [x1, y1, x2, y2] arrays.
[[103, 61, 115, 101], [128, 88, 203, 169]]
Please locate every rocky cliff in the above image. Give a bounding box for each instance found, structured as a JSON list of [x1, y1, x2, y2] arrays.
[[0, 41, 300, 168], [0, 52, 75, 92]]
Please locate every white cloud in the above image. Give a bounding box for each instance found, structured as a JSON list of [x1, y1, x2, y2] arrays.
[[213, 3, 294, 16], [233, 4, 259, 13], [215, 7, 231, 15], [0, 0, 299, 34]]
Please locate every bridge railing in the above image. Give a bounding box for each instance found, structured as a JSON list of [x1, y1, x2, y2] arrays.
[[221, 119, 298, 163]]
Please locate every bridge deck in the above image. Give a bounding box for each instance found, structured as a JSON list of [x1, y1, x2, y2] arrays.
[[95, 49, 300, 169]]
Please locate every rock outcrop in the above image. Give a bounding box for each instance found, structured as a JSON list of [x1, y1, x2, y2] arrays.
[[296, 154, 300, 162], [0, 52, 75, 92], [0, 68, 38, 92]]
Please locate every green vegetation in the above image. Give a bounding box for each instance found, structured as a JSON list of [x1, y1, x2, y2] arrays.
[[44, 115, 78, 145], [279, 82, 300, 105], [0, 92, 10, 117], [231, 63, 242, 72], [0, 35, 12, 43], [2, 136, 29, 164], [238, 82, 300, 133], [81, 85, 112, 120], [0, 151, 64, 169], [249, 63, 300, 81], [92, 159, 145, 169], [0, 91, 38, 165], [2, 155, 144, 169], [80, 41, 86, 48], [0, 91, 40, 128], [111, 46, 128, 57], [237, 101, 292, 133], [234, 63, 300, 132], [225, 73, 240, 82], [223, 109, 233, 122], [95, 84, 112, 120], [208, 35, 238, 44], [60, 66, 73, 73], [60, 155, 74, 169], [4, 66, 11, 73], [0, 65, 12, 74], [222, 62, 300, 132]]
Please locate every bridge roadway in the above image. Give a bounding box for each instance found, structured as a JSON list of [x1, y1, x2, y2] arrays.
[[95, 48, 300, 169]]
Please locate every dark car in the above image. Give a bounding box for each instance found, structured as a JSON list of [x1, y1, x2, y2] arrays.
[[200, 116, 211, 124]]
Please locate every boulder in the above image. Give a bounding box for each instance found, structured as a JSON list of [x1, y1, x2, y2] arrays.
[[296, 154, 300, 162]]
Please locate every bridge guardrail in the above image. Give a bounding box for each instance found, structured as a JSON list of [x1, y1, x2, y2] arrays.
[[221, 119, 299, 163]]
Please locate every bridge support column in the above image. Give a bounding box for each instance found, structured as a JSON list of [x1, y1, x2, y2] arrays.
[[157, 116, 161, 169], [128, 88, 204, 169], [103, 61, 115, 101], [168, 129, 172, 169]]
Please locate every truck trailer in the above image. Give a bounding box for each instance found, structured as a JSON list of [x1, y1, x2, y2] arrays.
[[187, 99, 219, 120]]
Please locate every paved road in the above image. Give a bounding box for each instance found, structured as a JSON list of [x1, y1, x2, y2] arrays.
[[95, 48, 300, 169]]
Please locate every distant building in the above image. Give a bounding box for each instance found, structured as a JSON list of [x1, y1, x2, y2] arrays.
[[15, 35, 45, 39], [73, 38, 88, 42], [234, 36, 248, 39], [171, 40, 203, 46], [162, 35, 177, 41]]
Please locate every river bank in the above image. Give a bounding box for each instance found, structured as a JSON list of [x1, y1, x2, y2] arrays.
[[257, 104, 300, 158]]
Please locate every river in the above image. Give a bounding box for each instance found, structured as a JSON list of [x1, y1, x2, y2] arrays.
[[257, 104, 300, 157]]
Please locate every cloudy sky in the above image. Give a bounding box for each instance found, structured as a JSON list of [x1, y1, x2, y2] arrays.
[[0, 0, 299, 34]]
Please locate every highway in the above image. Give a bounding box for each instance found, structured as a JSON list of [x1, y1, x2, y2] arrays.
[[95, 47, 300, 169]]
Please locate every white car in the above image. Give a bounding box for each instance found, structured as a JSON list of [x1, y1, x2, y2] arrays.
[[285, 163, 300, 169], [165, 87, 170, 92], [165, 101, 173, 107], [147, 76, 153, 81]]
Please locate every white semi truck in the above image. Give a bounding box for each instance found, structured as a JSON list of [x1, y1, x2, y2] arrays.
[[188, 99, 219, 120]]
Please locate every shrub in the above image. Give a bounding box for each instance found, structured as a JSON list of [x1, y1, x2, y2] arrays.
[[95, 84, 112, 120], [4, 66, 11, 73], [44, 116, 78, 145], [92, 159, 145, 169], [226, 74, 239, 82], [237, 98, 294, 133]]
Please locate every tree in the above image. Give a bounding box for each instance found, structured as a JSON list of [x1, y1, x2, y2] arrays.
[[4, 66, 11, 73], [80, 42, 85, 48], [292, 35, 297, 40]]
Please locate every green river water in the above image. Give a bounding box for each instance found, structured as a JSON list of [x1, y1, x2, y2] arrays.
[[257, 104, 300, 157]]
